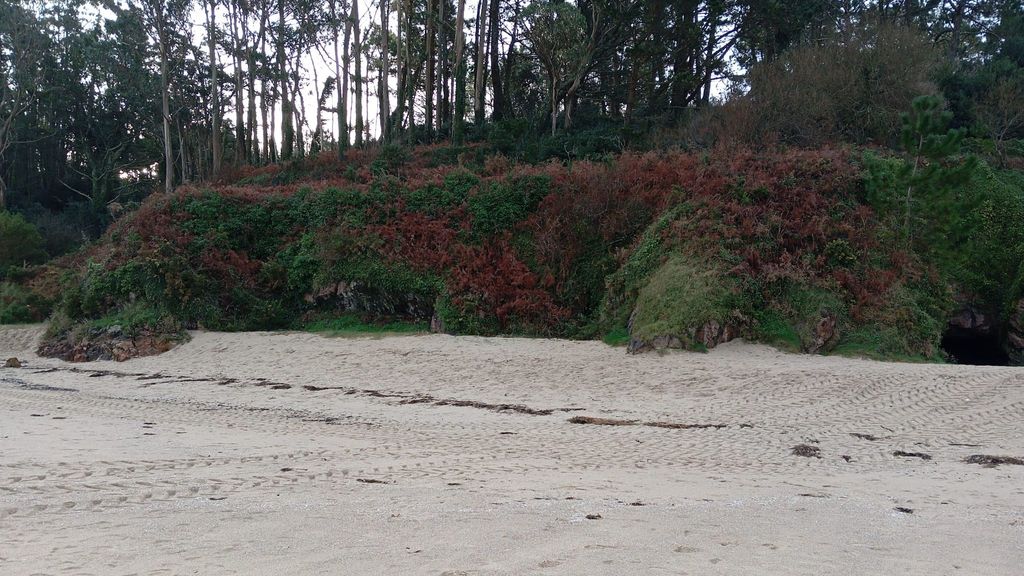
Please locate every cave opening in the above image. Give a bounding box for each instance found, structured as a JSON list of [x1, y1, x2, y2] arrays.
[[940, 327, 1009, 366]]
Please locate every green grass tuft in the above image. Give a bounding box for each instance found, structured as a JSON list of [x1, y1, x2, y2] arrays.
[[303, 314, 428, 337]]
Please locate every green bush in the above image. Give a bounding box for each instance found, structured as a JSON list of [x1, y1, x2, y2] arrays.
[[467, 175, 550, 238], [948, 166, 1024, 319], [403, 170, 477, 215], [370, 144, 411, 177], [628, 256, 737, 347], [89, 301, 182, 338], [434, 292, 500, 336], [0, 211, 47, 277], [0, 282, 51, 324]]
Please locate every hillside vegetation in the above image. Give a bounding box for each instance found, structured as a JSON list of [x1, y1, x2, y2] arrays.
[[13, 139, 1021, 364]]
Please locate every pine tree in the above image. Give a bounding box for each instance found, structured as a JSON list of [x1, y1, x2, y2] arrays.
[[896, 95, 978, 242]]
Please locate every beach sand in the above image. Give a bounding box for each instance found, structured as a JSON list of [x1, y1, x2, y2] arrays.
[[1, 324, 1022, 575]]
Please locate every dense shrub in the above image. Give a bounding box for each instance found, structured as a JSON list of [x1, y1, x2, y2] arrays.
[[0, 282, 51, 324], [712, 23, 939, 148], [0, 211, 47, 277]]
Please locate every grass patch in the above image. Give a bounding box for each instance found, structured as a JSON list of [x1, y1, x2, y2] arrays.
[[830, 325, 937, 363], [753, 310, 802, 352], [303, 313, 429, 337], [602, 326, 630, 346]]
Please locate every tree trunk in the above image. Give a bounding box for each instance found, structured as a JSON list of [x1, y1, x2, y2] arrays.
[[353, 0, 364, 146], [293, 59, 306, 157], [405, 0, 414, 135], [176, 113, 188, 183], [473, 0, 486, 126], [700, 12, 718, 106], [245, 9, 262, 163], [452, 0, 467, 143], [488, 0, 503, 121], [379, 0, 390, 142], [230, 0, 245, 164], [259, 13, 271, 163], [261, 77, 270, 163], [425, 0, 435, 138], [438, 0, 447, 133], [206, 0, 222, 178], [278, 0, 294, 159], [159, 15, 174, 193], [394, 0, 406, 135], [338, 0, 350, 154]]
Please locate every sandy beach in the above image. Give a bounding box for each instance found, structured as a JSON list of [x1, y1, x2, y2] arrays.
[[1, 324, 1022, 575]]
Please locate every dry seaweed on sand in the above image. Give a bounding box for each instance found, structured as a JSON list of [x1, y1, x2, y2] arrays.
[[893, 451, 932, 461], [568, 416, 637, 426], [791, 444, 821, 458], [964, 455, 1023, 467]]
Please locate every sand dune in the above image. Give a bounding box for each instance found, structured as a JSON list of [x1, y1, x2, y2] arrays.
[[1, 324, 1022, 575]]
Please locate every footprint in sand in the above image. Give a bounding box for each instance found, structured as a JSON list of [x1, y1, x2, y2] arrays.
[[675, 546, 701, 554]]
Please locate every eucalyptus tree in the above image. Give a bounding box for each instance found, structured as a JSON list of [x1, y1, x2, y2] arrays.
[[140, 0, 192, 193], [0, 0, 46, 208]]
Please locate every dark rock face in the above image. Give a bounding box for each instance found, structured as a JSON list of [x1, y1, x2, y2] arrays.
[[948, 305, 995, 336], [1006, 298, 1024, 366], [626, 313, 744, 354], [942, 304, 1009, 365], [37, 328, 183, 362], [305, 281, 434, 320], [805, 314, 839, 354], [429, 311, 447, 334]]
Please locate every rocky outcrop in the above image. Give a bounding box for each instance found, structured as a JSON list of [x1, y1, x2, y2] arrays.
[[948, 305, 996, 337], [805, 313, 839, 354], [305, 281, 434, 320], [37, 325, 185, 362], [626, 309, 745, 354], [429, 311, 447, 334], [1006, 298, 1024, 366]]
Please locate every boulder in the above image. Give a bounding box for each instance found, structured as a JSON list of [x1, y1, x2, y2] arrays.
[[805, 313, 839, 354]]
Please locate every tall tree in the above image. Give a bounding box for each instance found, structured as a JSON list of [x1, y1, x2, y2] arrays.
[[523, 0, 588, 135], [379, 0, 391, 141], [488, 0, 504, 120], [204, 0, 222, 177], [352, 0, 364, 146], [473, 0, 487, 126], [141, 0, 183, 193], [329, 0, 350, 155], [425, 0, 436, 137], [452, 0, 467, 143], [0, 1, 45, 208], [277, 0, 294, 159], [227, 0, 246, 164]]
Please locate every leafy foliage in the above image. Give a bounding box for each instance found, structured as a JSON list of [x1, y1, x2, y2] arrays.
[[0, 211, 47, 277]]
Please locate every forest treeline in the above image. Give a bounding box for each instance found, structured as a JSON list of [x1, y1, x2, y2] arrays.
[[1, 0, 1022, 256]]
